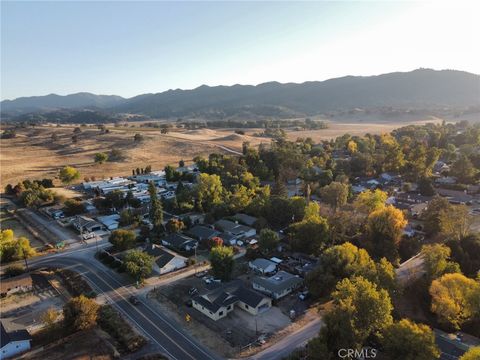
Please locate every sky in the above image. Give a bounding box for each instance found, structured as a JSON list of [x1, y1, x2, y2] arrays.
[[1, 1, 479, 100]]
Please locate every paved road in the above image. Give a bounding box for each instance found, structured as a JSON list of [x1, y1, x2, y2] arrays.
[[31, 256, 220, 360], [249, 318, 323, 360]]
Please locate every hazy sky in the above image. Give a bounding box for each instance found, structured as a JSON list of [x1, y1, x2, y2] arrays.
[[1, 1, 479, 100]]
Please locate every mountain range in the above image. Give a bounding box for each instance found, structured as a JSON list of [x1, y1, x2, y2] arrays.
[[2, 69, 479, 119]]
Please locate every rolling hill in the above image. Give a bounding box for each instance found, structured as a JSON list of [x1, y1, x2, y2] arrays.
[[2, 69, 479, 119]]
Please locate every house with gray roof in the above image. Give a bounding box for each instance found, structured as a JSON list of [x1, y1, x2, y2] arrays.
[[1, 322, 31, 359], [192, 281, 271, 321], [144, 244, 187, 275], [214, 219, 256, 239], [249, 258, 277, 275], [161, 233, 198, 252], [252, 271, 303, 300], [186, 225, 219, 242], [232, 213, 258, 227]]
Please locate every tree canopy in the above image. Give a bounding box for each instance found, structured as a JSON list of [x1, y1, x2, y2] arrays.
[[210, 245, 234, 282], [59, 166, 80, 184]]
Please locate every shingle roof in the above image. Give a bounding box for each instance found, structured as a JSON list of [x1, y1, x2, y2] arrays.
[[250, 258, 277, 271], [193, 280, 267, 313], [163, 233, 197, 249], [233, 213, 258, 226], [187, 226, 218, 240], [144, 244, 181, 269], [0, 322, 31, 348], [253, 271, 303, 294]]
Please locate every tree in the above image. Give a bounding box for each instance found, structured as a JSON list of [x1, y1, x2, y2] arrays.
[[417, 177, 435, 196], [319, 182, 349, 210], [289, 214, 329, 255], [123, 250, 154, 282], [258, 228, 279, 253], [423, 196, 451, 235], [366, 205, 407, 263], [166, 218, 185, 233], [59, 166, 80, 184], [429, 273, 480, 329], [109, 229, 136, 251], [438, 204, 471, 241], [133, 133, 144, 142], [41, 307, 59, 329], [63, 295, 99, 331], [381, 319, 440, 360], [451, 154, 477, 184], [353, 189, 388, 213], [421, 244, 461, 281], [63, 199, 86, 216], [315, 276, 393, 353], [460, 347, 480, 360], [148, 181, 163, 230], [447, 234, 480, 277], [210, 245, 234, 281], [73, 127, 82, 134], [105, 189, 125, 210], [51, 133, 59, 141], [306, 242, 377, 298], [196, 173, 224, 212], [94, 152, 108, 164]]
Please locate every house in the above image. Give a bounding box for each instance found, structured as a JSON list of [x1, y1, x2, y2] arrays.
[[0, 274, 33, 297], [232, 213, 258, 227], [96, 214, 120, 231], [161, 233, 198, 252], [186, 226, 219, 242], [0, 323, 31, 359], [214, 219, 256, 239], [437, 188, 474, 205], [249, 258, 277, 275], [192, 281, 272, 321], [43, 205, 64, 219], [144, 244, 187, 275], [435, 176, 457, 185], [72, 215, 103, 233], [252, 271, 303, 300]]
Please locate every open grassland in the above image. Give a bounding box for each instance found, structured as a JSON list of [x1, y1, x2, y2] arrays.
[[1, 118, 437, 187]]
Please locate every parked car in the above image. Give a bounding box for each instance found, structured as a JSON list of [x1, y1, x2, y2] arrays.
[[129, 296, 140, 305], [195, 271, 208, 278], [298, 291, 310, 301], [82, 232, 95, 240], [203, 275, 214, 284]]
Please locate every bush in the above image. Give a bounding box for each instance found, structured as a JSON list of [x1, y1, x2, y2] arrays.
[[4, 264, 25, 277], [98, 305, 146, 353]]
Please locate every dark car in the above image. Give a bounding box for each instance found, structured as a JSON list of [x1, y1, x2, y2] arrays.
[[129, 296, 140, 305]]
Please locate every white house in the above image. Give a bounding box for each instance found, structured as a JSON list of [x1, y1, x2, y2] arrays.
[[0, 323, 31, 359], [192, 281, 271, 321], [144, 244, 188, 275]]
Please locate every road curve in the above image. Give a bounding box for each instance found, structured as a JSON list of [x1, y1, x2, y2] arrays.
[[32, 256, 221, 360]]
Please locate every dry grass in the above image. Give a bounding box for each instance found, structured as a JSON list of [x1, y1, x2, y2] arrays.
[[1, 118, 437, 187]]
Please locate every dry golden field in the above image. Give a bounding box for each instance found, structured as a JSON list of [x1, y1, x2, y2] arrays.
[[0, 118, 438, 187]]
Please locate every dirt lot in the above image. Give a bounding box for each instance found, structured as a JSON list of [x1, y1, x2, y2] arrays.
[[0, 272, 66, 332], [1, 118, 438, 187], [27, 328, 115, 360], [0, 198, 44, 249]]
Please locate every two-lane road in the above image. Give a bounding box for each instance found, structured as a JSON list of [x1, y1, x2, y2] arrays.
[[31, 256, 220, 360]]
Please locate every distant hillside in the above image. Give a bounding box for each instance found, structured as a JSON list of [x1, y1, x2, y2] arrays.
[[2, 69, 479, 119], [1, 92, 125, 114], [114, 69, 479, 118]]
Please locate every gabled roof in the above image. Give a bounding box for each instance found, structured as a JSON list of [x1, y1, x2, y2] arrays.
[[233, 213, 258, 226], [253, 271, 303, 294], [163, 233, 197, 249], [250, 258, 277, 271], [193, 280, 268, 313], [144, 244, 186, 269], [0, 322, 31, 348], [187, 226, 218, 240]]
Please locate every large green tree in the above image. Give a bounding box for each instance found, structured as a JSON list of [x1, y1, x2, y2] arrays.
[[108, 229, 136, 251], [381, 319, 440, 360], [124, 250, 154, 282], [63, 295, 99, 331], [429, 273, 480, 329], [59, 166, 80, 184], [209, 245, 234, 282], [258, 228, 279, 253], [319, 181, 349, 210], [196, 173, 224, 212], [148, 181, 163, 230], [421, 244, 461, 281]]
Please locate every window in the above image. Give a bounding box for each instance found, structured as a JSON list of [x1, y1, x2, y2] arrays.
[[227, 305, 232, 310], [245, 304, 249, 309], [219, 311, 224, 316]]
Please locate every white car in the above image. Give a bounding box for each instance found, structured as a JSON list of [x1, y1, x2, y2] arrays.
[[82, 232, 96, 240]]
